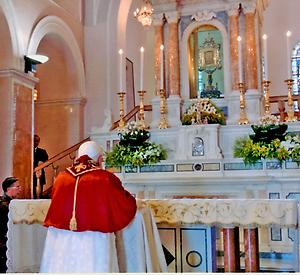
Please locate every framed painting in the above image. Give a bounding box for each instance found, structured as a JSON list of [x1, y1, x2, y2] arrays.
[[126, 58, 136, 119]]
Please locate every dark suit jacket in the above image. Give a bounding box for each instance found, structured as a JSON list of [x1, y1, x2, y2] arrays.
[[33, 147, 49, 186], [0, 194, 11, 272]]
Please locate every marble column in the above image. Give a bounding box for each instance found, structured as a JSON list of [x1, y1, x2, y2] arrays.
[[0, 69, 38, 199], [223, 227, 240, 272], [163, 11, 182, 127], [244, 227, 260, 272], [153, 14, 164, 96], [165, 11, 180, 97], [243, 4, 258, 91], [228, 7, 240, 91]]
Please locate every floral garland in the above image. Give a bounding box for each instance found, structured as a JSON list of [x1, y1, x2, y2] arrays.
[[182, 98, 226, 125], [234, 122, 300, 164], [105, 121, 167, 167]]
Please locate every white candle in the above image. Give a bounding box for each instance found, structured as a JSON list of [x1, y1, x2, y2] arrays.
[[160, 44, 164, 89], [118, 49, 123, 91], [237, 36, 243, 83], [140, 46, 144, 91], [286, 30, 292, 79], [262, 34, 268, 80]]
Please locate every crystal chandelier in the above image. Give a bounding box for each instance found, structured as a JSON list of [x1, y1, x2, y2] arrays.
[[133, 0, 154, 27]]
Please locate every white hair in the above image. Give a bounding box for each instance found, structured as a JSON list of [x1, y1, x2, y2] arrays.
[[78, 141, 103, 161]]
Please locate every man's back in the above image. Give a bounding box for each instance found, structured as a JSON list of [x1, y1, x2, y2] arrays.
[[44, 156, 137, 233]]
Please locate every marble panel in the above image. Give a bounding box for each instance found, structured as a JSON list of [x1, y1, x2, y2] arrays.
[[13, 83, 33, 198], [168, 22, 180, 96], [245, 12, 258, 90], [229, 14, 239, 90]]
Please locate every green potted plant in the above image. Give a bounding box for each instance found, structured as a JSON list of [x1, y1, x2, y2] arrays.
[[105, 121, 167, 167]]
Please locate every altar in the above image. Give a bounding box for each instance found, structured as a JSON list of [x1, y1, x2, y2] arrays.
[[6, 198, 300, 273]]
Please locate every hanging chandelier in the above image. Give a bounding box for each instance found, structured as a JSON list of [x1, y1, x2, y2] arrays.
[[133, 0, 154, 27]]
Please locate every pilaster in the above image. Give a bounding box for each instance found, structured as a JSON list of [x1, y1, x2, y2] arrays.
[[0, 69, 38, 198], [165, 11, 180, 96], [153, 13, 165, 96], [243, 3, 258, 91], [166, 95, 182, 127], [227, 6, 240, 91]]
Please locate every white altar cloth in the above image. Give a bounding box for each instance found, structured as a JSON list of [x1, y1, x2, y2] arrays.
[[6, 199, 167, 273], [6, 198, 300, 272], [139, 199, 299, 227]]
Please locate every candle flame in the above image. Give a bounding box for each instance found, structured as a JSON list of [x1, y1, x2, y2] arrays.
[[237, 36, 242, 42], [118, 49, 123, 55], [262, 34, 268, 40], [286, 31, 292, 37], [160, 44, 164, 50], [140, 47, 144, 52]]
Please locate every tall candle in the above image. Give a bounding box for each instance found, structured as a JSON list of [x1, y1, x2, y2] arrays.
[[262, 34, 268, 80], [118, 49, 123, 91], [237, 36, 243, 83], [286, 30, 292, 79], [140, 46, 144, 91], [160, 44, 164, 89]]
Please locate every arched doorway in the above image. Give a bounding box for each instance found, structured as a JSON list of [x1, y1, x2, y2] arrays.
[[28, 16, 85, 191]]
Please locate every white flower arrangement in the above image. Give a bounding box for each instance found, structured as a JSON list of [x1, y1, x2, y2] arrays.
[[182, 98, 226, 125], [258, 114, 280, 125], [105, 121, 167, 167]]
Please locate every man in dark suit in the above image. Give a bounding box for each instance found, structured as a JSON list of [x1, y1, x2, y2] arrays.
[[0, 177, 21, 272], [33, 134, 49, 199]]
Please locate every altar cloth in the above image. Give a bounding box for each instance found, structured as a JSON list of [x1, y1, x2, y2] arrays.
[[6, 199, 167, 273]]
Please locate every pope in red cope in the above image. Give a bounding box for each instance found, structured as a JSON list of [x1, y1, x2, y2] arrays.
[[40, 141, 137, 272]]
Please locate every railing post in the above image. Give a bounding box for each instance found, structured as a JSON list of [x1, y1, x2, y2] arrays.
[[244, 227, 260, 272], [223, 227, 240, 272]]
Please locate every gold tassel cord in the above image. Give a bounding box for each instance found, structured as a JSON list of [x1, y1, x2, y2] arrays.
[[69, 176, 80, 231]]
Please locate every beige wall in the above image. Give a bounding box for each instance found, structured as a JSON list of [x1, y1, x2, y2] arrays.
[[263, 0, 300, 96], [0, 0, 85, 193]]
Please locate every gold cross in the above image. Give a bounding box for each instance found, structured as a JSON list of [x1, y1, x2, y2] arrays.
[[75, 163, 86, 172]]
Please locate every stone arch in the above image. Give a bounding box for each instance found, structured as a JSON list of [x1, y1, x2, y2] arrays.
[[27, 15, 85, 97], [27, 16, 86, 187], [0, 0, 23, 69], [180, 19, 231, 99]]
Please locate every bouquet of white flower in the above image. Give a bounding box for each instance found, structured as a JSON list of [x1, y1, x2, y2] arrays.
[[105, 121, 167, 167]]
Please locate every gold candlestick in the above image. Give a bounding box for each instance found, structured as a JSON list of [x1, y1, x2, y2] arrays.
[[285, 79, 297, 122], [138, 90, 146, 129], [158, 89, 169, 129], [263, 80, 271, 115], [117, 92, 126, 129], [238, 82, 249, 125]]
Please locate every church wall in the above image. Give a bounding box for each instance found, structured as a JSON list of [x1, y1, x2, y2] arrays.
[[11, 0, 84, 55], [126, 0, 148, 106], [263, 0, 300, 96], [83, 0, 118, 134], [0, 1, 85, 194], [83, 0, 151, 133], [51, 0, 82, 22]]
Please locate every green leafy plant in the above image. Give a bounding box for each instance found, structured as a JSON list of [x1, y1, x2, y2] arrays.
[[182, 98, 226, 125], [234, 123, 300, 164], [105, 121, 167, 167]]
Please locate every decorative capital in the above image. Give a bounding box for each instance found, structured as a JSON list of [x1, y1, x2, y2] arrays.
[[227, 4, 240, 17], [242, 2, 256, 14], [152, 13, 164, 26], [191, 10, 217, 22], [165, 11, 179, 24]]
